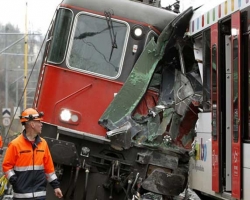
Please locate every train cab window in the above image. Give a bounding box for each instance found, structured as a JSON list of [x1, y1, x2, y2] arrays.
[[48, 9, 73, 64], [68, 14, 128, 78]]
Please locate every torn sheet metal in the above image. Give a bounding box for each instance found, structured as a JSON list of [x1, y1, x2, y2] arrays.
[[142, 169, 186, 196], [99, 8, 194, 146], [99, 38, 161, 131], [141, 193, 163, 200], [158, 66, 175, 106], [174, 70, 194, 116], [147, 107, 174, 142], [96, 7, 203, 198]]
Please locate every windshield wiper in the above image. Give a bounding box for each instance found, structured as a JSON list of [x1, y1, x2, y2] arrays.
[[74, 27, 109, 40], [104, 11, 117, 61]]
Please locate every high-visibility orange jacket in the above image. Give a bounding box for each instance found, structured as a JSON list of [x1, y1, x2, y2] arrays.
[[2, 131, 60, 199]]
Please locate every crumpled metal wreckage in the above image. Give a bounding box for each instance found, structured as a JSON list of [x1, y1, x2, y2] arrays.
[[99, 7, 202, 199]]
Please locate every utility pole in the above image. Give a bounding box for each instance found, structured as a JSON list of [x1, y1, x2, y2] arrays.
[[24, 2, 28, 109], [4, 26, 9, 138]]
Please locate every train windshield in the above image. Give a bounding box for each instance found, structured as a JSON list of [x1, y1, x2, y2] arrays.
[[68, 13, 128, 78]]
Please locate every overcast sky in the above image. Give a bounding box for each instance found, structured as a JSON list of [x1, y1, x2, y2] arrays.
[[0, 0, 209, 35], [0, 0, 61, 34]]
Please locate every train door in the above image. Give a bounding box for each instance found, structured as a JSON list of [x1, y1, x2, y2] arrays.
[[231, 11, 242, 199], [207, 10, 243, 199], [211, 22, 221, 194], [211, 11, 242, 199]]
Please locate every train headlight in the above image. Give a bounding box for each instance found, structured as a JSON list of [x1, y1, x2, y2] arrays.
[[131, 25, 144, 40], [71, 114, 79, 122], [134, 27, 143, 37], [60, 109, 71, 121], [59, 108, 81, 125]]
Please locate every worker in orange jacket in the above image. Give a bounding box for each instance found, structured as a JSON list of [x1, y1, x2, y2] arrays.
[[2, 108, 63, 200]]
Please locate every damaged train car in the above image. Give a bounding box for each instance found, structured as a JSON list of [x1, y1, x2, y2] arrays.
[[33, 0, 202, 199]]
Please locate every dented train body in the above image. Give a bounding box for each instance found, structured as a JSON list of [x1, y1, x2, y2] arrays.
[[34, 0, 202, 199]]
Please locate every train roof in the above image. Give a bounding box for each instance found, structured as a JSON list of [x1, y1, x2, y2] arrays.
[[190, 0, 250, 35], [61, 0, 178, 32]]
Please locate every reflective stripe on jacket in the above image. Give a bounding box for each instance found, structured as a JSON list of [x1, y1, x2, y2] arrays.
[[2, 131, 57, 199]]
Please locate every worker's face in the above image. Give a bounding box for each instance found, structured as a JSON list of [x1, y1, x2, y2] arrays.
[[31, 120, 43, 134]]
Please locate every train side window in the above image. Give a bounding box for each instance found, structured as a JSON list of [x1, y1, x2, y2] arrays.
[[212, 45, 217, 91], [233, 38, 239, 142], [233, 38, 238, 105], [202, 29, 211, 111], [48, 9, 73, 64], [68, 14, 128, 79]]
